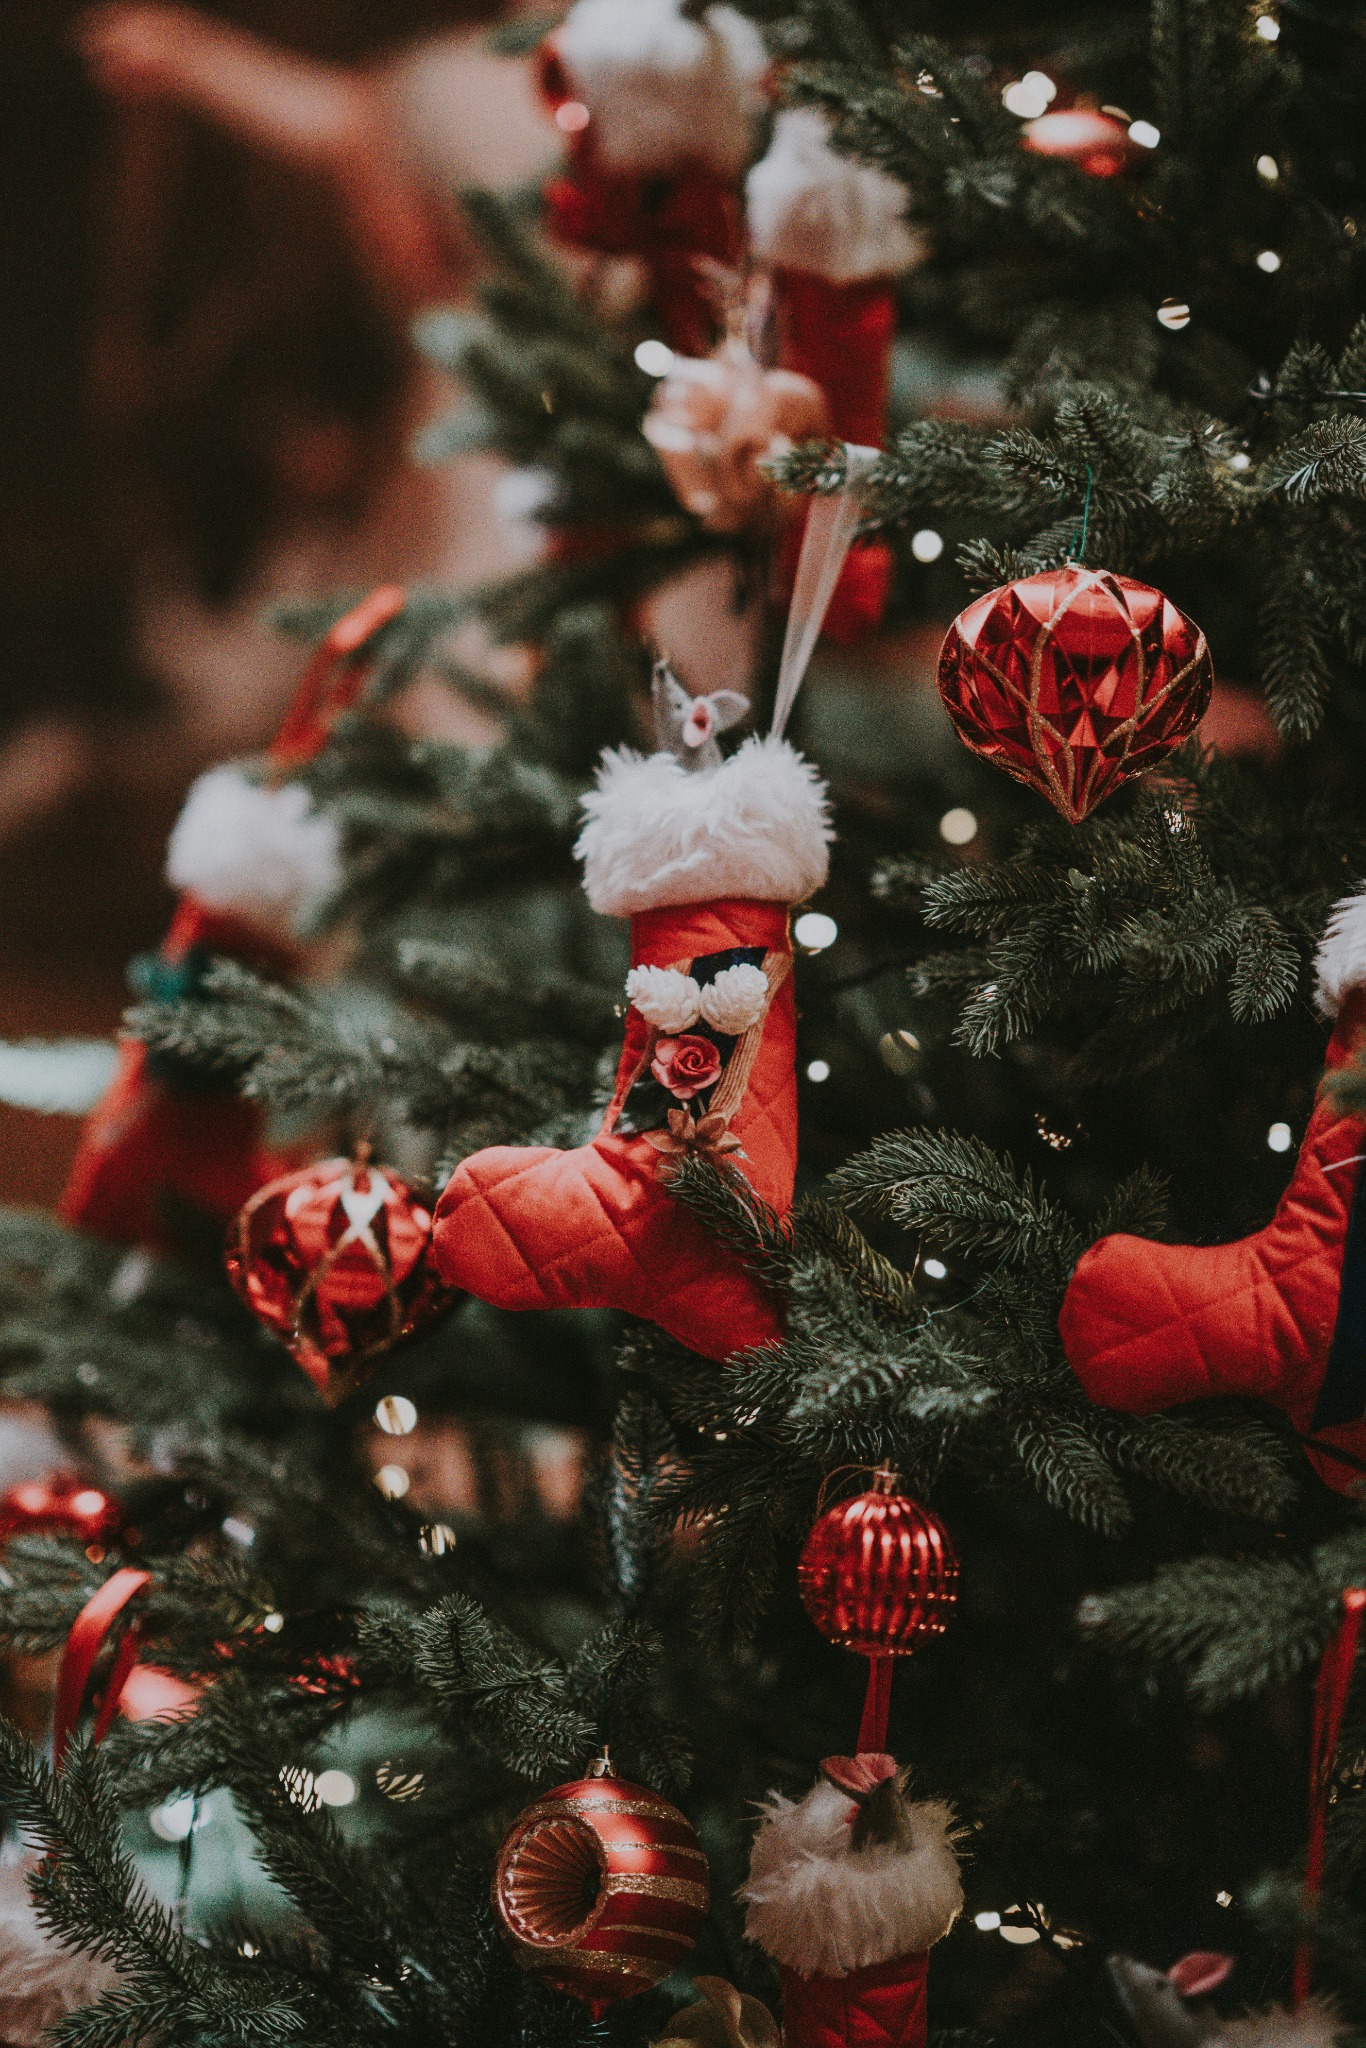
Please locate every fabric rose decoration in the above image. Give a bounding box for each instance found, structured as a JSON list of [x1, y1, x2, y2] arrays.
[[651, 1033, 722, 1100]]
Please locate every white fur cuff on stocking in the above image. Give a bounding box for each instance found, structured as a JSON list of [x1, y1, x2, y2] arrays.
[[742, 1779, 963, 1978], [576, 735, 832, 916], [1315, 884, 1366, 1016], [166, 765, 342, 939]]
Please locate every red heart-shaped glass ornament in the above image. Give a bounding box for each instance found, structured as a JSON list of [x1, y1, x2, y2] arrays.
[[937, 565, 1213, 823]]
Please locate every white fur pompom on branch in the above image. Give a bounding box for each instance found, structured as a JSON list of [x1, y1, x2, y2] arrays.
[[577, 735, 833, 917], [741, 1778, 962, 1978], [0, 1860, 117, 2047], [551, 0, 767, 177], [166, 765, 343, 939], [746, 108, 923, 283], [1315, 883, 1366, 1015]]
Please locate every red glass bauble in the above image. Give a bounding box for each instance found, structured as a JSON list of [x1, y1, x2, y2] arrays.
[[937, 565, 1213, 824], [493, 1759, 709, 2016], [0, 1477, 121, 1547], [224, 1156, 453, 1405], [798, 1480, 959, 1657], [1023, 108, 1138, 178]]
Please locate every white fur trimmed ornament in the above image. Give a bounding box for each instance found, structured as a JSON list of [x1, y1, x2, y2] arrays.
[[0, 1860, 116, 2047], [165, 765, 342, 941], [579, 736, 832, 917], [552, 0, 766, 177], [746, 108, 922, 284], [1316, 882, 1366, 1016], [742, 1777, 962, 1980]]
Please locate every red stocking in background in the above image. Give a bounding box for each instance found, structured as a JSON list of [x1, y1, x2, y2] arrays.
[[58, 586, 404, 1257], [432, 464, 873, 1360], [748, 108, 923, 642], [1061, 885, 1366, 1494], [537, 0, 766, 353], [742, 1755, 962, 2048]]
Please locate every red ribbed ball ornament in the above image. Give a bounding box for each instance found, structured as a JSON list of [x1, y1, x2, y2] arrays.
[[0, 1476, 121, 1547], [224, 1153, 453, 1406], [798, 1474, 959, 1657], [492, 1756, 709, 2016], [1022, 108, 1140, 178], [937, 565, 1212, 824]]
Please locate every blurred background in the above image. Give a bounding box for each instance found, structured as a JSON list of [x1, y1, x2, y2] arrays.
[[0, 0, 557, 1205]]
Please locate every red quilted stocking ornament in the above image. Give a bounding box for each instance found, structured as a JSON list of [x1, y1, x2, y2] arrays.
[[1061, 888, 1366, 1492], [537, 0, 764, 353], [58, 588, 403, 1256], [748, 109, 922, 643], [742, 1755, 962, 2048], [433, 465, 879, 1357], [433, 730, 826, 1359]]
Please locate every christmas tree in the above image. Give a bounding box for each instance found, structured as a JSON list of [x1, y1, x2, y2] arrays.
[[4, 1, 1366, 2043]]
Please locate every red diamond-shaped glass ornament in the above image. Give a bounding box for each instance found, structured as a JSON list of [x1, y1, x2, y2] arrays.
[[937, 566, 1213, 823], [225, 1155, 453, 1404]]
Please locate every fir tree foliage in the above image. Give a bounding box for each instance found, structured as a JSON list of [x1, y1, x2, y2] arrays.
[[6, 0, 1366, 2041]]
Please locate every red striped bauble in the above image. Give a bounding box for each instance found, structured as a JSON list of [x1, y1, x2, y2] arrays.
[[492, 1758, 709, 2016], [798, 1473, 959, 1656]]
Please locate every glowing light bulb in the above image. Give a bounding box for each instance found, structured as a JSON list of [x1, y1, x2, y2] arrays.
[[1129, 119, 1161, 148], [376, 1465, 411, 1500], [922, 1257, 948, 1281], [316, 1770, 357, 1808], [1256, 248, 1282, 272], [975, 1911, 1002, 1931], [149, 1794, 199, 1842], [1267, 1121, 1292, 1153], [1254, 13, 1280, 39], [1002, 75, 1054, 118], [263, 1611, 284, 1633], [911, 527, 945, 562], [806, 1059, 831, 1083], [1229, 451, 1251, 471], [939, 807, 979, 846], [794, 912, 838, 952], [1256, 153, 1279, 181], [1157, 299, 1192, 330], [555, 100, 591, 132], [375, 1394, 418, 1436], [634, 339, 675, 377]]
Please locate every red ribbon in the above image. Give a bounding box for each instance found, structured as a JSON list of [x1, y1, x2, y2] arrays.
[[52, 1568, 152, 1771], [857, 1655, 895, 1754], [1295, 1585, 1366, 2005], [269, 584, 406, 770]]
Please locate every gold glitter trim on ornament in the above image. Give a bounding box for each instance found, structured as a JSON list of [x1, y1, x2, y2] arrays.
[[601, 1874, 710, 1905], [528, 1793, 692, 1823]]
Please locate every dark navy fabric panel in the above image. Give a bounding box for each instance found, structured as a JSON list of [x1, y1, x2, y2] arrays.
[[1312, 1164, 1366, 1429]]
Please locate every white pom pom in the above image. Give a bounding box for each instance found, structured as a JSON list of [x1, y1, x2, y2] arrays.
[[553, 0, 766, 176], [699, 962, 769, 1034], [165, 765, 342, 940], [746, 108, 922, 282], [0, 1860, 117, 2046], [626, 965, 702, 1031]]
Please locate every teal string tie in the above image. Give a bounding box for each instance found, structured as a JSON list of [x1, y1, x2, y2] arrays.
[[1069, 464, 1095, 565]]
